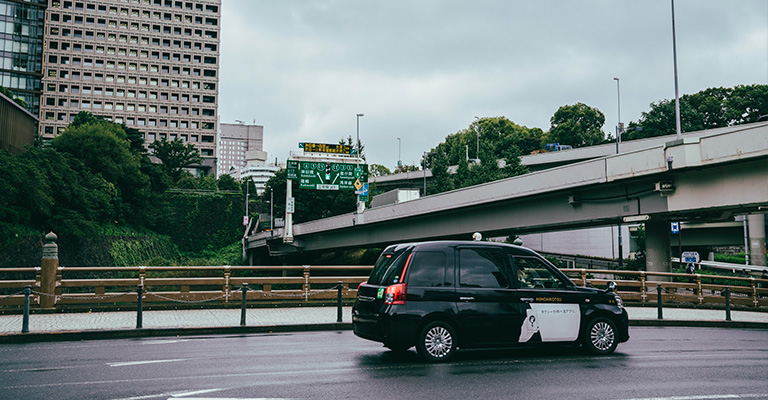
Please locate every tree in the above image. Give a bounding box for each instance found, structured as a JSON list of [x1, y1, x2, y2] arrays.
[[547, 103, 606, 148], [424, 117, 533, 195], [52, 115, 151, 223], [369, 164, 392, 177], [394, 164, 420, 174], [0, 146, 116, 237], [628, 84, 768, 140], [427, 150, 454, 194], [339, 136, 365, 161], [217, 174, 240, 191], [149, 137, 203, 183]]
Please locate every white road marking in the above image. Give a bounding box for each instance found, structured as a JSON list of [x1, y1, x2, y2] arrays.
[[108, 358, 189, 367], [171, 389, 225, 397], [140, 339, 191, 345], [109, 388, 225, 400], [617, 394, 767, 400]]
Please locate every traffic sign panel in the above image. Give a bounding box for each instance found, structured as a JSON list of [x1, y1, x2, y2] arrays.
[[287, 160, 368, 190]]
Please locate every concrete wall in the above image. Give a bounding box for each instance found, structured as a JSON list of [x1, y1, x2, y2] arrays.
[[518, 225, 632, 259]]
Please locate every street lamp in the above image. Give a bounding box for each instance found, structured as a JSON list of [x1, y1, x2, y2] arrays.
[[474, 116, 480, 162], [355, 113, 364, 214], [613, 77, 624, 268], [614, 77, 621, 155], [671, 0, 682, 140], [356, 113, 364, 167], [397, 137, 401, 168]]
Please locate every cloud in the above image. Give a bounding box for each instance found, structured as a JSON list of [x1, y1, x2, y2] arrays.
[[219, 0, 768, 168]]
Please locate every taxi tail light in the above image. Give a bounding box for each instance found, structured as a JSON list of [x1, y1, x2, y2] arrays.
[[384, 283, 407, 305], [357, 281, 367, 290]]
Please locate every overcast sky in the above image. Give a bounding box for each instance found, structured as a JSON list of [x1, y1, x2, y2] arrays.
[[218, 0, 768, 169]]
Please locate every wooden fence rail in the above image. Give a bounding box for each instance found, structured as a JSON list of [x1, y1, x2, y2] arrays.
[[1, 265, 766, 309]]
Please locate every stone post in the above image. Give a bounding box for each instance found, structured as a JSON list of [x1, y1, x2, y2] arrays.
[[40, 232, 59, 309]]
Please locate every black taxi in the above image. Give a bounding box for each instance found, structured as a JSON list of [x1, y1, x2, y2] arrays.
[[352, 241, 629, 362]]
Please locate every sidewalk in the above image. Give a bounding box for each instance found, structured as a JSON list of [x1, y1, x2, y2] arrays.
[[0, 306, 766, 343]]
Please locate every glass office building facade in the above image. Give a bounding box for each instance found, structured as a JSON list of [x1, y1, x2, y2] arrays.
[[0, 0, 47, 116]]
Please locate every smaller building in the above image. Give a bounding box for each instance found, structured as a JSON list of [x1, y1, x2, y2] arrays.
[[236, 150, 278, 195], [218, 122, 264, 177], [0, 91, 38, 154]]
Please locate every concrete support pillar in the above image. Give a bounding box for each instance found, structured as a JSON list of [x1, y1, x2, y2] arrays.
[[39, 232, 59, 309], [645, 220, 671, 280], [748, 213, 766, 267]]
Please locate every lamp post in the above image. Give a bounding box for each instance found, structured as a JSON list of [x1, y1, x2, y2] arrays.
[[356, 113, 364, 214], [613, 77, 621, 154], [613, 77, 624, 268], [474, 116, 480, 161], [356, 113, 364, 167], [671, 0, 682, 140], [397, 137, 401, 168]]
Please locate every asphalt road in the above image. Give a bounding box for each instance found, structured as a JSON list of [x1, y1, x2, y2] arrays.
[[0, 327, 766, 400]]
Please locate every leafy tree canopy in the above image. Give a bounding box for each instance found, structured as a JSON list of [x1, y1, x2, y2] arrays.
[[52, 113, 151, 222], [424, 117, 532, 195], [217, 174, 240, 191], [369, 164, 392, 177], [394, 164, 420, 174], [149, 137, 203, 183], [546, 103, 606, 148], [626, 84, 768, 140]]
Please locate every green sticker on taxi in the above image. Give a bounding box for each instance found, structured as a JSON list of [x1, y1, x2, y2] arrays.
[[377, 288, 385, 299]]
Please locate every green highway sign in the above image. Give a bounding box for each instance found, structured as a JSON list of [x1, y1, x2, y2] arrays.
[[287, 160, 367, 190]]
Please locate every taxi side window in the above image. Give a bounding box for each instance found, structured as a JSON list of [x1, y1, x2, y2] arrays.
[[458, 248, 511, 288], [407, 251, 449, 287], [511, 256, 567, 289]]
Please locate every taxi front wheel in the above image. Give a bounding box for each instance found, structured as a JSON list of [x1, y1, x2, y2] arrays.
[[583, 317, 618, 355]]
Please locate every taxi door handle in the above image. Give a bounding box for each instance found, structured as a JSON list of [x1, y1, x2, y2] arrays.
[[521, 298, 534, 303], [459, 297, 475, 302]]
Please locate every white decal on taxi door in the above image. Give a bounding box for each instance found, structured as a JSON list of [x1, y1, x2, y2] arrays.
[[519, 304, 580, 342]]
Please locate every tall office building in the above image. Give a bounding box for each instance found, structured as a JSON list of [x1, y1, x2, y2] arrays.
[[0, 0, 47, 116], [39, 0, 221, 173]]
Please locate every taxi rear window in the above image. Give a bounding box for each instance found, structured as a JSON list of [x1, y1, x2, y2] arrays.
[[367, 249, 411, 286]]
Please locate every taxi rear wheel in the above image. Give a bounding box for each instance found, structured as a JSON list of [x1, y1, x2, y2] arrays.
[[416, 321, 457, 362], [583, 317, 618, 355]]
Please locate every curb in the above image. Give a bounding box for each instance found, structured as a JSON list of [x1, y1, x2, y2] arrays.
[[629, 320, 768, 329], [0, 323, 353, 344], [1, 320, 766, 344]]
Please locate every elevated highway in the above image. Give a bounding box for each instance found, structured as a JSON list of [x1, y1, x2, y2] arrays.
[[247, 122, 768, 272]]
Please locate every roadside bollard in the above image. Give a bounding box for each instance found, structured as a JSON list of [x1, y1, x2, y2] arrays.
[[22, 285, 31, 333], [136, 285, 144, 329], [724, 286, 731, 321], [240, 283, 248, 326], [336, 281, 343, 323], [657, 283, 663, 320]]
